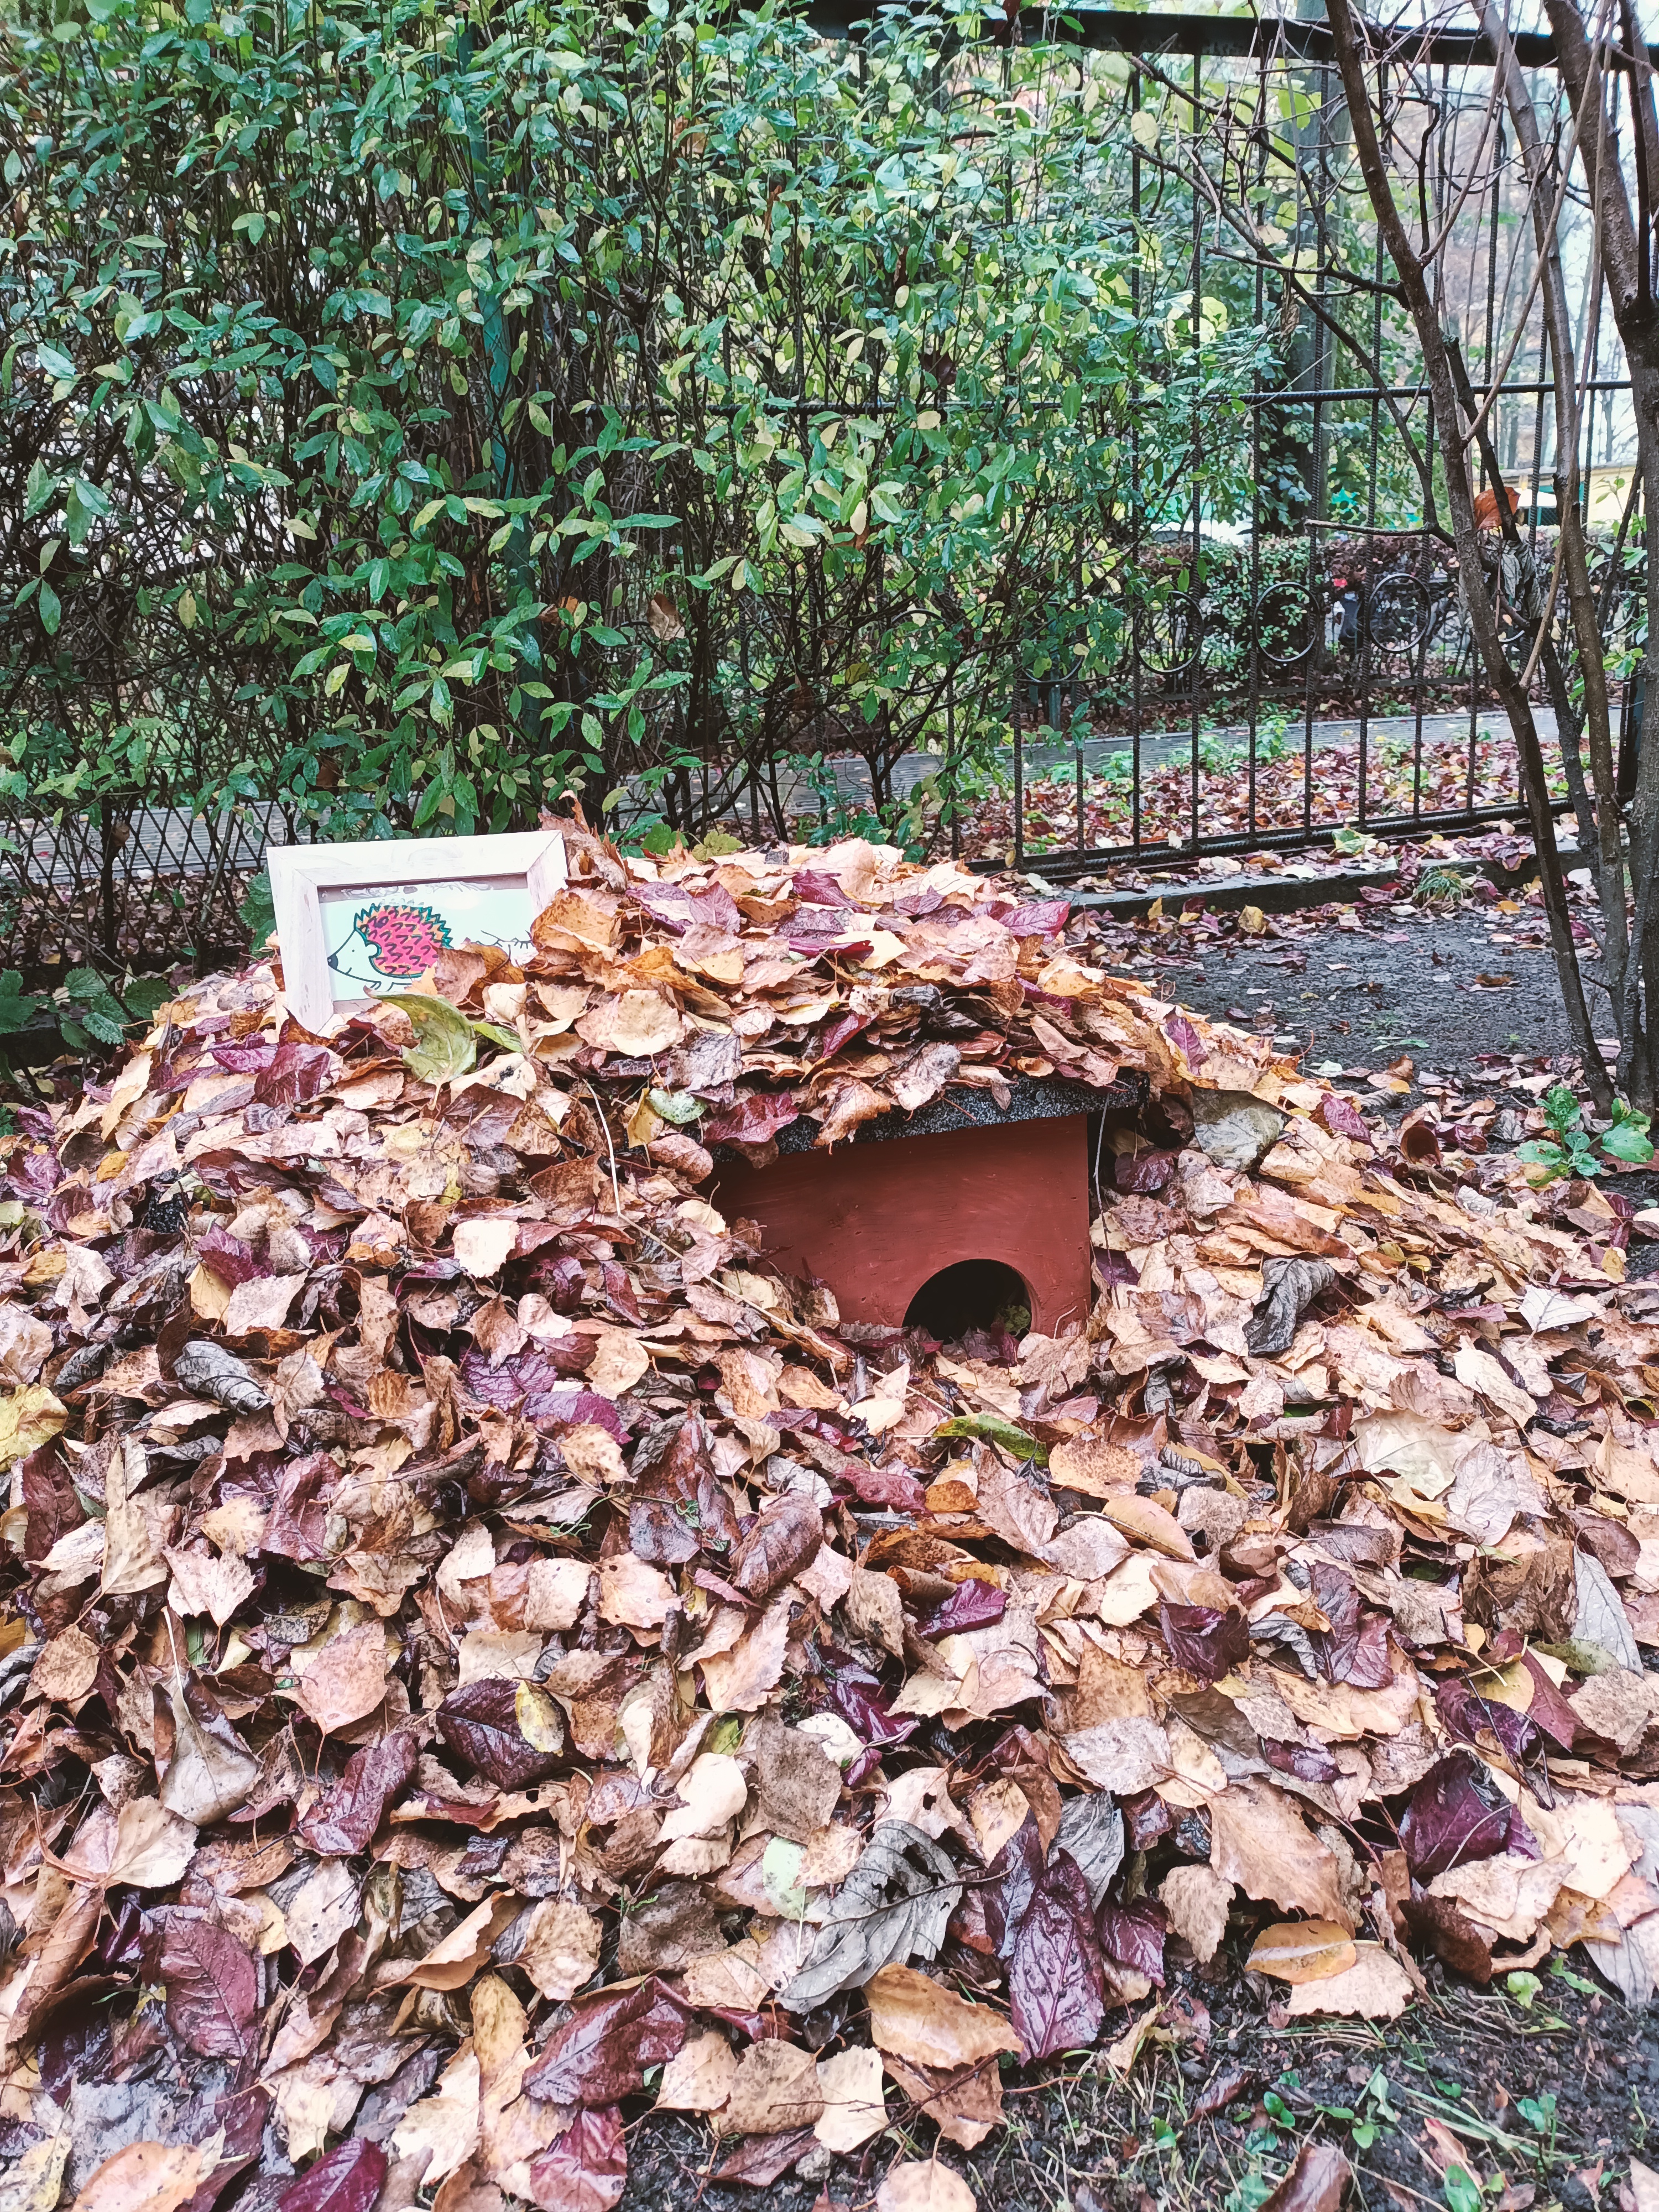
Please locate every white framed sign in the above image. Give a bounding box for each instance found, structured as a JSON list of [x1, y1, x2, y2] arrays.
[[267, 831, 567, 1030]]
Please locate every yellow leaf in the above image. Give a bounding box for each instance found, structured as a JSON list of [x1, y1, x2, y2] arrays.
[[1239, 904, 1267, 935], [0, 1383, 66, 1464], [515, 1678, 565, 1754], [1246, 1918, 1359, 1984], [626, 1092, 663, 1146]]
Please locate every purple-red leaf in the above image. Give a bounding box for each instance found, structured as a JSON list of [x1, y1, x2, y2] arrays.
[[986, 1812, 1047, 1961], [439, 1678, 564, 1789], [1114, 1149, 1179, 1194], [523, 1979, 690, 2106], [1005, 898, 1072, 938], [143, 1909, 258, 2059], [1097, 1896, 1168, 1986], [261, 1451, 335, 1563], [254, 1042, 334, 1107], [1121, 1790, 1172, 1850], [1520, 1655, 1580, 1751], [729, 1491, 822, 1600], [1434, 1677, 1538, 1765], [295, 1724, 418, 1855], [1262, 1738, 1342, 1784], [1159, 1601, 1251, 1684], [1008, 1848, 1105, 2061], [1399, 1750, 1519, 1881], [197, 1228, 266, 1287], [833, 1460, 927, 1514], [822, 1671, 917, 1753], [527, 2105, 628, 2212], [918, 1579, 1007, 1639], [1165, 1011, 1208, 1067], [1315, 1092, 1373, 1147], [276, 2140, 388, 2212], [1308, 1567, 1392, 1689], [460, 1345, 601, 1421], [702, 1092, 801, 1145], [713, 2127, 819, 2187], [987, 1814, 1053, 1955], [182, 2086, 270, 2212], [630, 1409, 737, 1562], [790, 869, 855, 910]]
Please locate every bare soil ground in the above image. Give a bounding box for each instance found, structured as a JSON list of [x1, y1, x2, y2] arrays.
[[617, 1959, 1653, 2212]]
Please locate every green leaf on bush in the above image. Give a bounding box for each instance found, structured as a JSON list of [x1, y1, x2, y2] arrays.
[[0, 972, 42, 1036]]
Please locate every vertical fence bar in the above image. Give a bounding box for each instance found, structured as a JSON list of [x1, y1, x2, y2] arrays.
[[947, 664, 960, 861], [1013, 645, 1024, 870], [99, 796, 116, 963], [1248, 38, 1266, 844], [1130, 67, 1144, 859], [1188, 50, 1203, 858]]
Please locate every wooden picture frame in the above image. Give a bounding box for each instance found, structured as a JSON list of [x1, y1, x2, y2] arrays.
[[267, 831, 567, 1030]]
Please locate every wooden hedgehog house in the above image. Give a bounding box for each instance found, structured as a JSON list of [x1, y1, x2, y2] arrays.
[[709, 1071, 1159, 1340]]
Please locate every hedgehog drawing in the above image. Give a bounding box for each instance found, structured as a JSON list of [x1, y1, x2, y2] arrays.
[[352, 901, 452, 979]]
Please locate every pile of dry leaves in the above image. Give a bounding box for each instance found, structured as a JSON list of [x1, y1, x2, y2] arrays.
[[3, 825, 1659, 2212]]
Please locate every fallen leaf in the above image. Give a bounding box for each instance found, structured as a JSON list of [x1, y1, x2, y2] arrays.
[[1259, 2141, 1353, 2212], [1285, 1944, 1414, 2021], [392, 2047, 482, 2188], [69, 2143, 210, 2212], [714, 2038, 825, 2137], [875, 2162, 977, 2212], [294, 1619, 388, 1733], [814, 2044, 888, 2151], [517, 1897, 602, 2001], [524, 1978, 690, 2105], [1246, 1919, 1360, 1985], [781, 1823, 960, 2010], [1209, 1780, 1348, 1925], [865, 1964, 1020, 2070], [658, 2030, 738, 2114], [277, 2139, 389, 2212], [1008, 1849, 1104, 2062], [526, 2107, 627, 2212], [1160, 1866, 1234, 1964]]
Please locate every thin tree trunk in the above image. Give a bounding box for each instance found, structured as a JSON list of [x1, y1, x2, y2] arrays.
[[1324, 0, 1611, 1106], [1544, 0, 1659, 1106], [1479, 0, 1629, 1058]]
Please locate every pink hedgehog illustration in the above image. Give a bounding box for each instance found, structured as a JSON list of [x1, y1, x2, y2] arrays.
[[352, 901, 452, 979]]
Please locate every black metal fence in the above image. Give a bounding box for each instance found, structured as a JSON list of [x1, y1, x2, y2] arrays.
[[974, 12, 1644, 880], [0, 7, 1644, 971]]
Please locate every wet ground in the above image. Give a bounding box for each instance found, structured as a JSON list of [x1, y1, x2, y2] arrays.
[[1127, 901, 1579, 1089], [616, 1958, 1653, 2211]]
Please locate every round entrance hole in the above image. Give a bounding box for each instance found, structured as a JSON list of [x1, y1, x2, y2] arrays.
[[904, 1259, 1031, 1343]]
